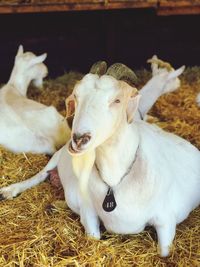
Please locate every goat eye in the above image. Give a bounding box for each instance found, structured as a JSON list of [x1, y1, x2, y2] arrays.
[[114, 99, 120, 104]]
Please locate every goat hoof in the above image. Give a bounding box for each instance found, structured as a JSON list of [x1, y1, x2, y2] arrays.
[[0, 186, 16, 200], [159, 246, 170, 258], [87, 232, 101, 240]]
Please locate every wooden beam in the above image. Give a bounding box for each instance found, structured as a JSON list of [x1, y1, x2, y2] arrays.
[[159, 0, 200, 7], [158, 0, 200, 15], [0, 1, 157, 14], [158, 5, 200, 16], [1, 0, 200, 16]]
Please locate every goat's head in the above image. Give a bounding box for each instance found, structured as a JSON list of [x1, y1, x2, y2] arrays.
[[147, 55, 185, 93], [66, 62, 139, 155], [14, 45, 48, 87]]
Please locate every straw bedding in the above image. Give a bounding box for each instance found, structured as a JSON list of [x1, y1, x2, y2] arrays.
[[0, 68, 200, 266]]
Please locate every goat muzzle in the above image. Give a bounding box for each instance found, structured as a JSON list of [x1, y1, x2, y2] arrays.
[[68, 132, 92, 155], [68, 141, 80, 154], [73, 133, 91, 148]]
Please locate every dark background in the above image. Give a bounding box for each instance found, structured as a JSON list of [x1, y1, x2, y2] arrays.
[[0, 8, 200, 82]]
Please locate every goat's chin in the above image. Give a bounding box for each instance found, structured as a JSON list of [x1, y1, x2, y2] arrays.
[[67, 141, 90, 156]]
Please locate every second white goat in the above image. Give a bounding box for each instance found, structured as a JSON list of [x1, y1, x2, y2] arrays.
[[0, 45, 70, 154]]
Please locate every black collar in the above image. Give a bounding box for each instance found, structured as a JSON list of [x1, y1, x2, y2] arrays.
[[95, 145, 139, 212]]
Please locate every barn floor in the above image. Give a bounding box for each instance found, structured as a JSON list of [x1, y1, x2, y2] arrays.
[[0, 68, 200, 266]]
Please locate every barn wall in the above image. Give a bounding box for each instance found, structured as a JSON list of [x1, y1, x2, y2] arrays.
[[0, 8, 200, 82]]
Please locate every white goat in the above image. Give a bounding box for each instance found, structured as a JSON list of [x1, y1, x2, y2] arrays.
[[0, 45, 70, 154], [139, 55, 185, 119], [0, 63, 191, 257]]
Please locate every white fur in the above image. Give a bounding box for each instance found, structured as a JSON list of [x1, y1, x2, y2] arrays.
[[139, 55, 185, 119], [0, 45, 70, 154], [0, 63, 190, 257], [150, 55, 182, 93]]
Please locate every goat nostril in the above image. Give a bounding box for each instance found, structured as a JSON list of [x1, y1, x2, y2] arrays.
[[72, 133, 91, 148], [72, 133, 78, 144], [81, 134, 91, 145]]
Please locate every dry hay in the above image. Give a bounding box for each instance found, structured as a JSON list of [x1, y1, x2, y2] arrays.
[[0, 68, 200, 267]]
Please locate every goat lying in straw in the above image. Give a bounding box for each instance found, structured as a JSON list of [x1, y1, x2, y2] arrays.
[[0, 45, 70, 154], [140, 55, 184, 120], [0, 61, 190, 257]]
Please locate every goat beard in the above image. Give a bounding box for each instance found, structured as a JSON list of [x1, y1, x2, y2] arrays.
[[72, 149, 96, 200]]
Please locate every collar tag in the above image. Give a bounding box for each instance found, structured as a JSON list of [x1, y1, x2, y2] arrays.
[[102, 187, 117, 212]]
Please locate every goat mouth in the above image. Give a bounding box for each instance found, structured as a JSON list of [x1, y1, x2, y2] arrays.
[[68, 141, 83, 155]]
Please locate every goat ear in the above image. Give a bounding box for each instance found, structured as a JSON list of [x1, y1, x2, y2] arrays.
[[127, 93, 141, 124], [118, 81, 140, 123], [16, 45, 24, 57], [65, 95, 75, 129], [65, 94, 75, 118], [167, 66, 185, 81], [149, 55, 159, 75], [119, 81, 139, 123], [29, 53, 47, 66]]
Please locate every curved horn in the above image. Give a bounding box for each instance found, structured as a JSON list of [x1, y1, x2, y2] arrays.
[[106, 63, 137, 86], [89, 61, 107, 76]]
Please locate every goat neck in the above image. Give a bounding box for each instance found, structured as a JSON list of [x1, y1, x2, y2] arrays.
[[8, 67, 30, 96], [96, 119, 139, 187], [139, 75, 166, 119]]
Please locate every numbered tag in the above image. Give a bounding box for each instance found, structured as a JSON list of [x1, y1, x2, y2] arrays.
[[102, 187, 117, 212]]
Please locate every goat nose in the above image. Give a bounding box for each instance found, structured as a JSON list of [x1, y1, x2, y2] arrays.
[[72, 132, 91, 148]]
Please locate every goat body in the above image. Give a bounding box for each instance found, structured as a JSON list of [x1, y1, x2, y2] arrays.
[[57, 119, 200, 257], [49, 73, 200, 257]]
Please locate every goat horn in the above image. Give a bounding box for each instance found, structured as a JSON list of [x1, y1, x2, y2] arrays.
[[106, 63, 137, 86], [89, 61, 107, 76]]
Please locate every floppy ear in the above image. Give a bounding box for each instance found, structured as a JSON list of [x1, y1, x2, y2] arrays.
[[119, 81, 140, 124], [65, 94, 76, 129], [16, 45, 24, 57], [167, 65, 185, 81], [127, 93, 141, 124], [29, 53, 47, 67], [65, 94, 75, 118]]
